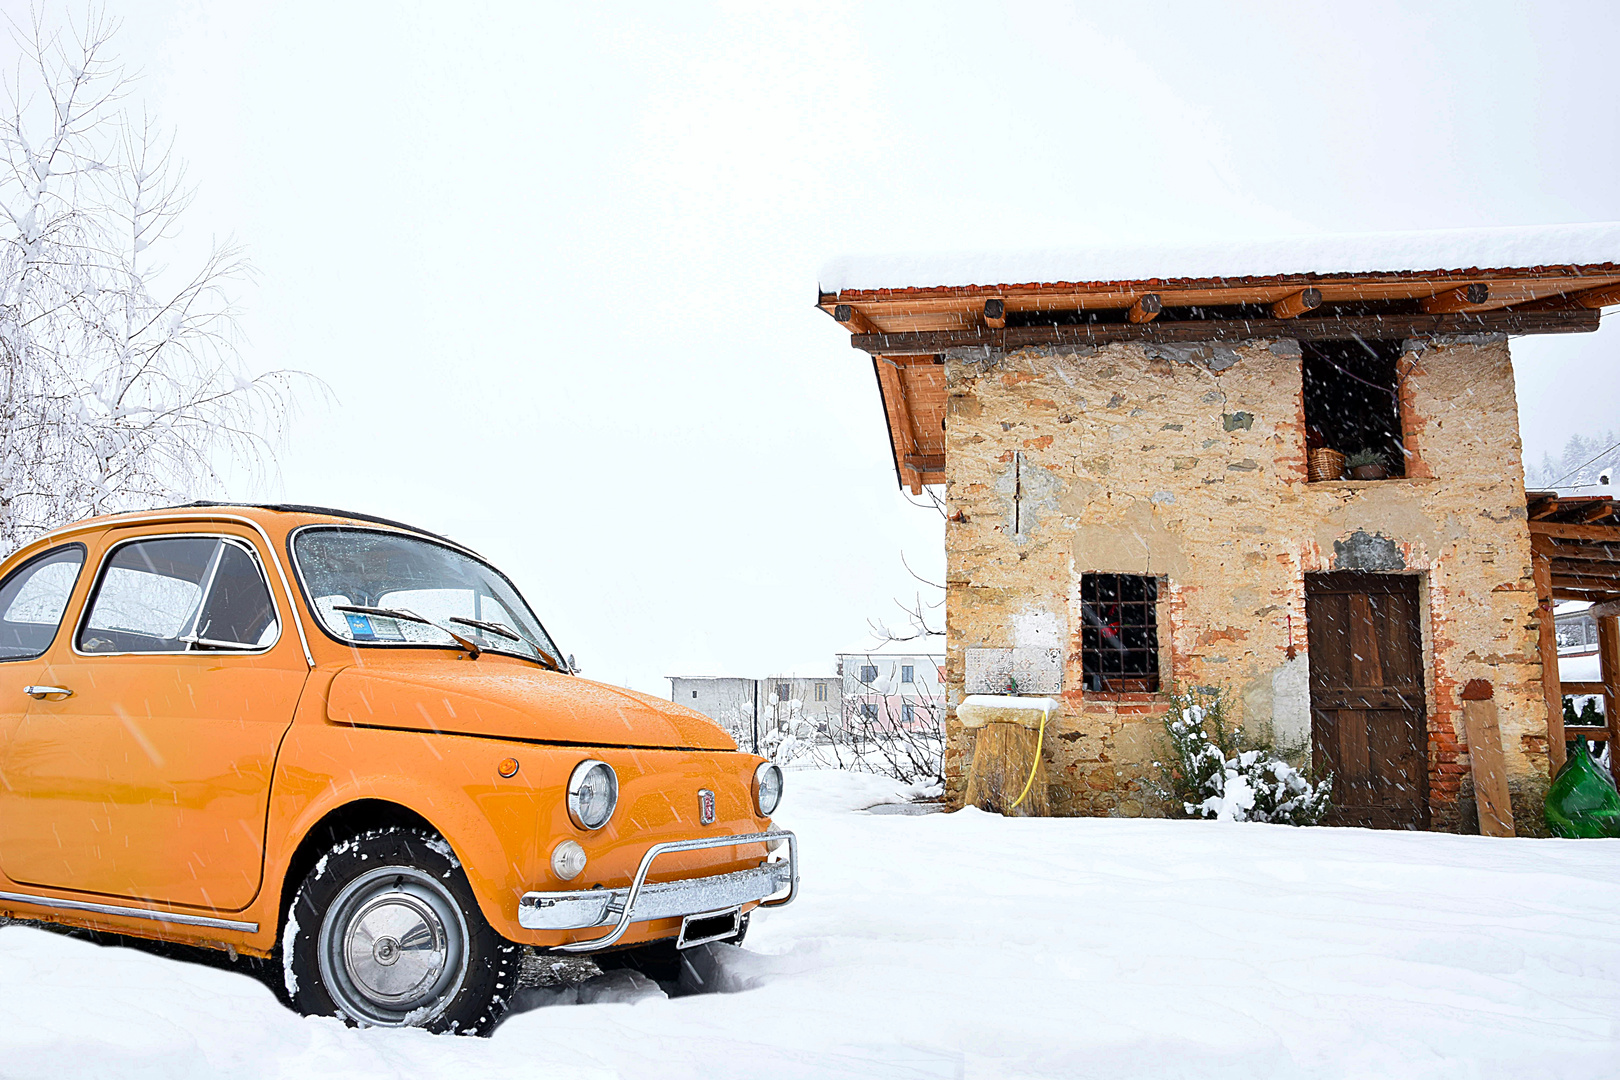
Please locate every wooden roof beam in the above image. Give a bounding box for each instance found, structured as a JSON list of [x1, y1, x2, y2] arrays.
[[1573, 282, 1620, 309], [847, 306, 1601, 355], [834, 303, 881, 336], [1419, 283, 1490, 314], [1580, 500, 1617, 524], [1127, 293, 1162, 324], [1532, 521, 1620, 542], [1532, 539, 1620, 562], [1270, 287, 1322, 320], [1529, 497, 1560, 520]]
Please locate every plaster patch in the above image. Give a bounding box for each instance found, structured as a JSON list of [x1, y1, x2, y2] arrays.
[[1333, 529, 1406, 572]]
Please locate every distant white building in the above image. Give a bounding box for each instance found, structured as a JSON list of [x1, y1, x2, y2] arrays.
[[667, 673, 842, 748], [837, 635, 946, 733]]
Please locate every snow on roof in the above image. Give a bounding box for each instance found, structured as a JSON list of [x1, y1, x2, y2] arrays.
[[819, 222, 1620, 294], [837, 635, 946, 658]]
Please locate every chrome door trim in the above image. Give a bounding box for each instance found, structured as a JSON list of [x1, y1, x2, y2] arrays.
[[69, 530, 303, 664], [0, 889, 258, 933], [26, 511, 314, 668]]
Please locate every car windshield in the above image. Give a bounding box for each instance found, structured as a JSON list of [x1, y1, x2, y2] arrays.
[[292, 527, 564, 669]]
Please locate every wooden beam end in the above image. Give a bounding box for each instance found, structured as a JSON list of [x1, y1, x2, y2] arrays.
[[1270, 287, 1321, 320], [1421, 283, 1490, 314], [1127, 293, 1162, 324]]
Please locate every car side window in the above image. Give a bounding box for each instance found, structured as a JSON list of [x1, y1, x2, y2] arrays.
[[78, 536, 279, 654], [0, 545, 86, 661]]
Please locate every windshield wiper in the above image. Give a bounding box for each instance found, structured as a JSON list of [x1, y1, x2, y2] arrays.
[[333, 604, 484, 659], [448, 616, 569, 673], [448, 616, 521, 641]]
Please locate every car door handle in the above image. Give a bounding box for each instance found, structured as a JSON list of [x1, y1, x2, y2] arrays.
[[23, 685, 73, 700]]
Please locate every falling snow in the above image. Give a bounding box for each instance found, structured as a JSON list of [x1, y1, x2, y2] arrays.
[[2, 770, 1617, 1079]]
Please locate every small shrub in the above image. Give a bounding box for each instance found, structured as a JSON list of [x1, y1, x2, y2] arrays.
[[1152, 686, 1332, 825], [1344, 448, 1387, 470]]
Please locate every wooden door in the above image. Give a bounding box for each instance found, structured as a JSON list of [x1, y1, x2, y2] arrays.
[[1305, 573, 1428, 829]]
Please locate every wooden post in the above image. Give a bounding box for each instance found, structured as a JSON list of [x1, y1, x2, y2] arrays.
[[1532, 552, 1566, 773], [1598, 612, 1620, 785], [1460, 679, 1515, 837]]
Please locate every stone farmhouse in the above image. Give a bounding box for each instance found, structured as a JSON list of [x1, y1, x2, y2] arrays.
[[818, 224, 1620, 830]]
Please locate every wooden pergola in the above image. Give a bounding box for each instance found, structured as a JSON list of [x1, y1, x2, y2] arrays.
[[1528, 490, 1620, 777], [821, 260, 1620, 494]]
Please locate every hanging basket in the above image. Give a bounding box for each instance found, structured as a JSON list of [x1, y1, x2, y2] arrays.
[[1308, 447, 1346, 482]]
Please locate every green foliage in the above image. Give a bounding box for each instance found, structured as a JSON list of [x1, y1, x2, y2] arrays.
[[1343, 449, 1387, 469], [1151, 686, 1333, 826]]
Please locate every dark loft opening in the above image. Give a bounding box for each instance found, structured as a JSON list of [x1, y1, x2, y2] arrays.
[[1302, 339, 1406, 480], [1079, 573, 1160, 694]]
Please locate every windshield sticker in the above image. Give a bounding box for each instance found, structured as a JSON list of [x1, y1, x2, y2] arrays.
[[343, 612, 376, 640]]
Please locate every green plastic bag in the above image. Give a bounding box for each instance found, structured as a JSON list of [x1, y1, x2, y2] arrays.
[[1545, 737, 1620, 839]]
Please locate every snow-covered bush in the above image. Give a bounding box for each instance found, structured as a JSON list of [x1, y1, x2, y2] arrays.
[[1152, 687, 1332, 825]]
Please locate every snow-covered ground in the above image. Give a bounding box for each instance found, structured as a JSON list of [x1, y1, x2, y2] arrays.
[[3, 770, 1619, 1079]]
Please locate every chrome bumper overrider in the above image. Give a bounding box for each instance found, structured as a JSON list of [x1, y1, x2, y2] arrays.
[[518, 829, 798, 953]]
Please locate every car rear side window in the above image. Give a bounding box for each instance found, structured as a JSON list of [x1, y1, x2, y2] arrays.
[[78, 536, 279, 654], [0, 545, 86, 661]]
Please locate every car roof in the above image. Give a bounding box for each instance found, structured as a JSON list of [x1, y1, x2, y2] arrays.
[[15, 502, 469, 559], [170, 502, 453, 542]]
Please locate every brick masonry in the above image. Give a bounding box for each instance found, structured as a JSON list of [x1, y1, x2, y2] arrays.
[[942, 335, 1548, 829]]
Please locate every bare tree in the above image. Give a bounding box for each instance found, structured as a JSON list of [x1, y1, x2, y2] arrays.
[[0, 8, 313, 554]]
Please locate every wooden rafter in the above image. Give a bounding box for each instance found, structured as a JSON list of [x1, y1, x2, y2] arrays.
[[841, 307, 1600, 356], [834, 304, 881, 336], [1419, 283, 1490, 314], [1579, 500, 1617, 523], [1531, 521, 1620, 542], [1270, 287, 1321, 319], [1532, 540, 1620, 562], [1574, 282, 1620, 309], [1127, 294, 1162, 324]]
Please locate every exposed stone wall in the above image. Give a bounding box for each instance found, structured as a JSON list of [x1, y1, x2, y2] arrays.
[[943, 336, 1546, 829]]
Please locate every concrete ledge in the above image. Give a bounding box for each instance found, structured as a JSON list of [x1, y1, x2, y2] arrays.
[[957, 695, 1061, 730]]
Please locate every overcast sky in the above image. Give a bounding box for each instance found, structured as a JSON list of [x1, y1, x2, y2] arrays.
[[22, 0, 1616, 694]]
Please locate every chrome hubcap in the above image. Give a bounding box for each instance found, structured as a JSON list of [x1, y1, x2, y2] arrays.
[[317, 865, 469, 1026], [344, 892, 447, 1004]]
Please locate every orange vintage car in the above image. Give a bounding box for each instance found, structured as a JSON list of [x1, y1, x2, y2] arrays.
[[0, 504, 794, 1033]]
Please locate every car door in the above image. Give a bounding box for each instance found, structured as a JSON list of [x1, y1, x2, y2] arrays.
[[0, 543, 91, 835], [0, 528, 310, 910]]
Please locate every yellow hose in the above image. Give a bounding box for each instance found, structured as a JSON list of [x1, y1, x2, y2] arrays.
[[1008, 710, 1047, 811]]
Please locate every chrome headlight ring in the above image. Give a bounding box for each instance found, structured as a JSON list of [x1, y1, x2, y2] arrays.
[[753, 761, 783, 817], [566, 759, 619, 831]]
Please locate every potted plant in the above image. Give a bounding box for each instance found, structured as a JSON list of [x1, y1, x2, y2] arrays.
[[1344, 449, 1389, 481]]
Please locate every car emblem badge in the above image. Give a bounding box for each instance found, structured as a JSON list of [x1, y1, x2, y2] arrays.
[[698, 789, 716, 825]]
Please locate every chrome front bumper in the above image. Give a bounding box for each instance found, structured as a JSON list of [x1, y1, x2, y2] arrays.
[[518, 829, 799, 953]]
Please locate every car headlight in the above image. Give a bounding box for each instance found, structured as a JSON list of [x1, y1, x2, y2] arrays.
[[566, 759, 618, 830], [753, 761, 783, 817]]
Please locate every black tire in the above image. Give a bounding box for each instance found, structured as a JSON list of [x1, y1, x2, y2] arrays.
[[281, 826, 518, 1035]]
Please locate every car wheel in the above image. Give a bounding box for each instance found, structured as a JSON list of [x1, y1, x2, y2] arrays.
[[282, 826, 518, 1035]]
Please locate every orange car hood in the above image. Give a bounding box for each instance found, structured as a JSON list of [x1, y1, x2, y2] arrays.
[[326, 663, 736, 750]]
